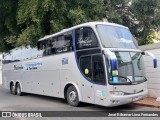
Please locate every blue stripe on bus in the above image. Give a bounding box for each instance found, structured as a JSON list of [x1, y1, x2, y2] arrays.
[[72, 30, 106, 86], [153, 58, 157, 68]]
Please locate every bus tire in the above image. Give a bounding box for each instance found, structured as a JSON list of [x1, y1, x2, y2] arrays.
[[66, 85, 79, 107], [10, 83, 16, 95], [16, 83, 23, 96]]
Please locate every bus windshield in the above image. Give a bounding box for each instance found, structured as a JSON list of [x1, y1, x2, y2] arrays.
[[96, 24, 138, 49], [107, 52, 147, 85]]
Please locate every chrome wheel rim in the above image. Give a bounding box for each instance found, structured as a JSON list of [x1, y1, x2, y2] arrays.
[[69, 91, 77, 102], [11, 85, 14, 93], [17, 86, 20, 94]]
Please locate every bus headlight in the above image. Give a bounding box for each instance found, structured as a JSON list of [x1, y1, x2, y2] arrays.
[[110, 91, 124, 96]]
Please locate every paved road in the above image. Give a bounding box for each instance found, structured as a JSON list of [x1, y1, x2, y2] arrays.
[[0, 86, 159, 120]]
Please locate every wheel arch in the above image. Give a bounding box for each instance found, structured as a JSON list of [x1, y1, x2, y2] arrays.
[[10, 80, 15, 90], [64, 82, 82, 101], [15, 80, 23, 92]]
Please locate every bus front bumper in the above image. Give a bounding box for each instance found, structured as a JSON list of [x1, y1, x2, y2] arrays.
[[108, 90, 148, 107]]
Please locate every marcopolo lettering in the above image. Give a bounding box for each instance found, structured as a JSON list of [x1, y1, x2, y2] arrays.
[[14, 65, 23, 70]]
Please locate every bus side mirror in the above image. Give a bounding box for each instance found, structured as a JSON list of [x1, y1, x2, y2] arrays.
[[142, 51, 157, 68]]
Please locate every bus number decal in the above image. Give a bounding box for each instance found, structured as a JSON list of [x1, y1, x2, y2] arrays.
[[62, 57, 68, 65]]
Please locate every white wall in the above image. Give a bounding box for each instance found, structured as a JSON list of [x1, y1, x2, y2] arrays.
[[140, 43, 160, 98]]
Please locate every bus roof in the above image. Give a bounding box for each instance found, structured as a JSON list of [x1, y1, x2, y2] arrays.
[[38, 22, 128, 42]]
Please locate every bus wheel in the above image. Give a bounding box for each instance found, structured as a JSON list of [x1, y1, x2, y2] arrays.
[[16, 83, 22, 96], [10, 83, 16, 95], [66, 86, 79, 107]]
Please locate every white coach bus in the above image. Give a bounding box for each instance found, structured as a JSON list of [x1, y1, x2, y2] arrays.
[[2, 22, 157, 107]]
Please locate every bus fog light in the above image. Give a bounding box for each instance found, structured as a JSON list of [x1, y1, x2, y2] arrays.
[[114, 100, 119, 104], [112, 100, 116, 104], [110, 100, 119, 104], [116, 100, 119, 104]]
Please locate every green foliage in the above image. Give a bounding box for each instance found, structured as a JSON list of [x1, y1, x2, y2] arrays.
[[0, 0, 160, 52], [15, 0, 105, 48], [131, 0, 160, 44], [104, 0, 160, 45], [0, 0, 19, 52], [139, 30, 155, 45]]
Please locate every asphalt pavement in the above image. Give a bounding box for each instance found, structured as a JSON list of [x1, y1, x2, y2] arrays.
[[0, 86, 160, 120]]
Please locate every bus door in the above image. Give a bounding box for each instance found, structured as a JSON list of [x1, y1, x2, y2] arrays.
[[80, 56, 94, 103], [80, 54, 107, 104], [92, 55, 108, 106]]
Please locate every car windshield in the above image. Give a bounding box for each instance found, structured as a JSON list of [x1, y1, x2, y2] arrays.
[[107, 52, 146, 84], [96, 24, 138, 49]]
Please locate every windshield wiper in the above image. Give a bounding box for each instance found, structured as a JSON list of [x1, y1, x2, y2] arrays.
[[112, 75, 132, 84], [117, 75, 132, 83]]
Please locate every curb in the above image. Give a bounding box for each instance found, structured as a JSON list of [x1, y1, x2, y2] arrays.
[[133, 102, 160, 108], [133, 98, 160, 108]]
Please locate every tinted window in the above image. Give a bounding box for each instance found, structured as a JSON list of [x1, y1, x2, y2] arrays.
[[75, 27, 99, 50], [80, 55, 106, 84], [92, 55, 106, 84], [64, 32, 73, 51], [38, 31, 73, 56], [50, 37, 57, 55], [56, 32, 73, 53], [56, 35, 65, 53], [80, 56, 92, 80]]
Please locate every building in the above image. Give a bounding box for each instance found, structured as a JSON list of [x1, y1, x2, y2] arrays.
[[140, 43, 160, 99]]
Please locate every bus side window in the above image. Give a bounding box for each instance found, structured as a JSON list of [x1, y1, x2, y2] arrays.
[[56, 35, 65, 53], [45, 38, 53, 56], [41, 39, 49, 56], [40, 31, 73, 56], [80, 56, 92, 80], [92, 55, 106, 84], [75, 27, 99, 50], [47, 37, 56, 55], [64, 31, 73, 51], [51, 37, 57, 48], [56, 31, 73, 53], [37, 42, 43, 50]]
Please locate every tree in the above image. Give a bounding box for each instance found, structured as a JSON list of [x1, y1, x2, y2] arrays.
[[0, 0, 160, 52], [0, 0, 105, 51], [0, 0, 19, 52], [16, 0, 105, 47], [104, 0, 160, 45]]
